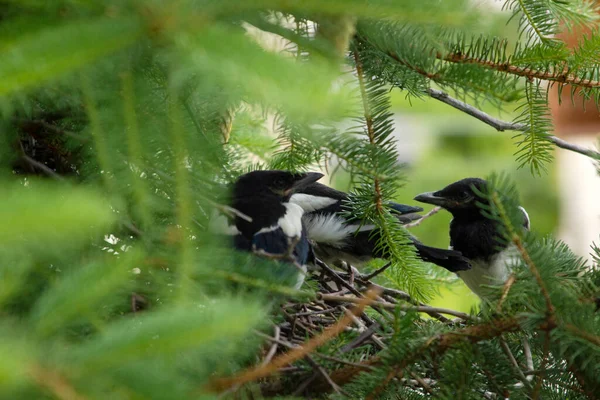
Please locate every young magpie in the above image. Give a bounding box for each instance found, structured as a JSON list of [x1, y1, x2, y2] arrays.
[[414, 178, 530, 298], [227, 170, 323, 289], [290, 182, 471, 273]]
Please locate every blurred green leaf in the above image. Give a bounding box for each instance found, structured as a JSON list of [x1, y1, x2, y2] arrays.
[[73, 298, 264, 371], [172, 25, 353, 121], [0, 334, 35, 388], [0, 16, 143, 96], [0, 182, 115, 252], [31, 252, 141, 336]]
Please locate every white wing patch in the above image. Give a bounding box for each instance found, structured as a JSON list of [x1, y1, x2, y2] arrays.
[[290, 193, 338, 212], [303, 213, 375, 247], [277, 202, 305, 238]]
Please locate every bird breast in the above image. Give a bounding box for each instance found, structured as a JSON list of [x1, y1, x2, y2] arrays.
[[456, 245, 519, 298]]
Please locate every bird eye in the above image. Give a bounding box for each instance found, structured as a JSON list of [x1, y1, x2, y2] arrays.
[[458, 191, 470, 200], [273, 178, 285, 188]]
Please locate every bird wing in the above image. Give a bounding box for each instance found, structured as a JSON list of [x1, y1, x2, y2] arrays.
[[412, 241, 471, 272], [293, 182, 423, 223]]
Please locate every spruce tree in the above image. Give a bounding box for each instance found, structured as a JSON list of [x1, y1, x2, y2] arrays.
[[0, 0, 599, 399]]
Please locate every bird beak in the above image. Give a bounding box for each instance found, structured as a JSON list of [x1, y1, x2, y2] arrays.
[[288, 172, 324, 194], [413, 191, 450, 208]]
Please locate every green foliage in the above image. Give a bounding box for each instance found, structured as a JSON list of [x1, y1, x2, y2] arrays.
[[0, 0, 599, 398]]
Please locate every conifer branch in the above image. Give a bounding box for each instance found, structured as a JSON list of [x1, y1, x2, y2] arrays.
[[532, 331, 552, 399], [427, 88, 600, 161], [564, 324, 600, 347], [491, 191, 555, 316], [353, 48, 383, 211], [328, 316, 524, 390], [387, 47, 600, 90], [439, 52, 600, 89]]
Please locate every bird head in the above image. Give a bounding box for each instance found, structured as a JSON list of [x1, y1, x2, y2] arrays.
[[234, 170, 324, 200], [413, 178, 488, 216]]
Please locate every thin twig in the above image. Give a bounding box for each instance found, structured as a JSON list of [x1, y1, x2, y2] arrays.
[[358, 283, 451, 323], [305, 355, 344, 395], [410, 371, 435, 395], [21, 155, 66, 181], [497, 273, 517, 312], [255, 330, 376, 370], [319, 293, 473, 320], [261, 326, 280, 366], [405, 206, 441, 228], [500, 336, 532, 390], [427, 88, 600, 161], [522, 337, 534, 383], [362, 262, 393, 281]]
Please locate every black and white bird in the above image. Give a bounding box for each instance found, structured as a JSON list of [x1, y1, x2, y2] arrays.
[[225, 170, 324, 289], [290, 182, 471, 273], [414, 177, 530, 298]]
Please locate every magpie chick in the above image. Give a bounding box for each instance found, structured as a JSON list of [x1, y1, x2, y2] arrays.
[[290, 182, 471, 273], [414, 178, 530, 298], [228, 170, 323, 289]]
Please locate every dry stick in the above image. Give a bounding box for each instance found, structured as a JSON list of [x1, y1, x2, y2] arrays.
[[499, 336, 533, 391], [405, 206, 441, 228], [357, 283, 452, 323], [497, 273, 517, 312], [409, 372, 435, 395], [427, 88, 600, 161], [362, 262, 393, 281], [303, 355, 344, 395], [315, 259, 385, 325], [340, 305, 387, 350], [522, 338, 534, 383], [255, 331, 375, 370], [207, 287, 382, 392], [261, 326, 281, 367], [319, 293, 473, 321], [21, 154, 66, 181]]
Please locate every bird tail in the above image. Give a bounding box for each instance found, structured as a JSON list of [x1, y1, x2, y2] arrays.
[[413, 242, 471, 272], [388, 202, 423, 224]]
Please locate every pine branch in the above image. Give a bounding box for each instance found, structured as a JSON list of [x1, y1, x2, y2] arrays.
[[491, 190, 555, 316], [426, 88, 600, 161], [327, 316, 525, 391], [353, 47, 384, 212], [439, 51, 600, 88]]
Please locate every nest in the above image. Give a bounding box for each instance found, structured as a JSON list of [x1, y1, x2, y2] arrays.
[[246, 259, 471, 398]]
